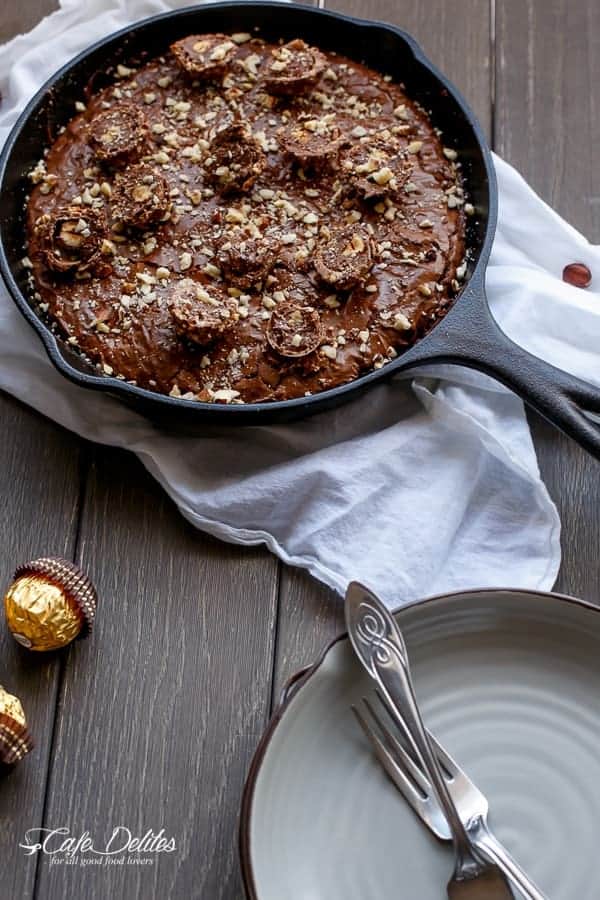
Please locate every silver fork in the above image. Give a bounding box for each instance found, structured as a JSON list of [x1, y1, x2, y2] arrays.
[[353, 693, 547, 900]]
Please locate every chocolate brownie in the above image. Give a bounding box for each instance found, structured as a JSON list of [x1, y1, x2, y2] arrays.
[[24, 33, 469, 404]]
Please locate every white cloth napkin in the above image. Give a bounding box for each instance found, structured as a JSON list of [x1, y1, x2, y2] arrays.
[[4, 0, 600, 607]]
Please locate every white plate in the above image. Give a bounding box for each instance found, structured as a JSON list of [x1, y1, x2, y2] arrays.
[[240, 589, 600, 899]]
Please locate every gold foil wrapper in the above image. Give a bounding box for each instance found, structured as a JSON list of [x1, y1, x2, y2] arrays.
[[4, 557, 98, 652], [0, 685, 26, 727], [0, 685, 33, 764], [5, 575, 83, 651]]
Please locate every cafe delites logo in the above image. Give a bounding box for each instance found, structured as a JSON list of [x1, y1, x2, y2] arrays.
[[19, 825, 177, 867]]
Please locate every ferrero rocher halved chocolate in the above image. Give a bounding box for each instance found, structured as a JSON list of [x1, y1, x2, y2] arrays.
[[205, 123, 266, 195], [170, 278, 238, 347], [341, 138, 412, 201], [34, 205, 107, 277], [4, 557, 97, 651], [0, 685, 33, 764], [314, 225, 375, 290], [279, 120, 343, 172], [111, 163, 170, 230], [267, 301, 324, 358], [88, 102, 147, 166], [171, 33, 236, 80], [262, 39, 327, 95], [216, 225, 280, 290]]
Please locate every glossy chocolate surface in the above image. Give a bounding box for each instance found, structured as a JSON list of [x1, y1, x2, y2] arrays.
[[26, 33, 466, 404]]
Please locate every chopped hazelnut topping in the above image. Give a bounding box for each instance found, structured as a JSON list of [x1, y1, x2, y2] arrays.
[[26, 30, 465, 406], [212, 388, 241, 403], [392, 312, 411, 331]]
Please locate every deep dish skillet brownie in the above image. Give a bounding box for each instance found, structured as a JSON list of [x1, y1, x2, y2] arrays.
[[25, 33, 469, 404]]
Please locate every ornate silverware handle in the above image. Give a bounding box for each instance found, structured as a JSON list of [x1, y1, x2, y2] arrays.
[[346, 582, 489, 880]]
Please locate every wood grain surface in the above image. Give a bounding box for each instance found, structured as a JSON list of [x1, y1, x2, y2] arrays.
[[0, 394, 82, 900], [0, 1, 597, 898], [35, 446, 279, 900], [495, 0, 600, 602]]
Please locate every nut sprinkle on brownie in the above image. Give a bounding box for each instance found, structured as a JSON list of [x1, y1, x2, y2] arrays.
[[25, 32, 468, 404]]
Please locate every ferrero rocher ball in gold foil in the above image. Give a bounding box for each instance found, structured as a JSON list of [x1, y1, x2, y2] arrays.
[[0, 685, 33, 764], [4, 557, 97, 652]]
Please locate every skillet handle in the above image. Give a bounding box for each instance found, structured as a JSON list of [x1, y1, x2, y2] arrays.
[[408, 279, 600, 459]]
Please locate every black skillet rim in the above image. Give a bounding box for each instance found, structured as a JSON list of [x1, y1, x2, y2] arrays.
[[0, 0, 498, 419]]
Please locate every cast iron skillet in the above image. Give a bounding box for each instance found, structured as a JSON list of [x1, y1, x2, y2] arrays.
[[2, 2, 600, 451]]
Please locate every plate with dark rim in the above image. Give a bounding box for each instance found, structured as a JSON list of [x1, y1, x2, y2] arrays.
[[240, 588, 600, 899]]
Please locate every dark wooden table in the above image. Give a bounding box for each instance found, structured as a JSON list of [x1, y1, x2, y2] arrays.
[[0, 1, 598, 897]]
